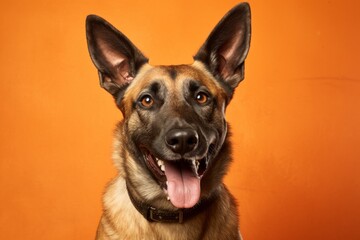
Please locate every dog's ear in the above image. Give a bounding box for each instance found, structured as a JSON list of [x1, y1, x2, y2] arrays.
[[86, 15, 148, 100], [194, 3, 251, 99]]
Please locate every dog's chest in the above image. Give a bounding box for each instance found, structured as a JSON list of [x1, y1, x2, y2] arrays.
[[102, 179, 207, 239]]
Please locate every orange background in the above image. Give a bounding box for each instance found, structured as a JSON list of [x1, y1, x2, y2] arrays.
[[1, 0, 360, 239]]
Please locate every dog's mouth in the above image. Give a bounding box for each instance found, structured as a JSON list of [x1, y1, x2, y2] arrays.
[[141, 146, 213, 209]]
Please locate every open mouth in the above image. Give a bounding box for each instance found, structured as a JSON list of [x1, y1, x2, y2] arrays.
[[141, 147, 212, 209], [142, 149, 208, 181]]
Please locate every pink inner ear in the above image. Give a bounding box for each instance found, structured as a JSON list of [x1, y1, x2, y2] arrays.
[[218, 29, 244, 79], [117, 60, 134, 83], [97, 38, 133, 84]]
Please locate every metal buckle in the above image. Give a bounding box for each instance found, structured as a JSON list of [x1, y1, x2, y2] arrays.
[[148, 207, 183, 223]]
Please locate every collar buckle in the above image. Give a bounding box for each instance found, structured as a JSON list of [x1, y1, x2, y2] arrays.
[[148, 206, 184, 223]]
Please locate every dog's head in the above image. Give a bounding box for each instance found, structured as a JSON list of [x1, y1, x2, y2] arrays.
[[86, 3, 250, 209]]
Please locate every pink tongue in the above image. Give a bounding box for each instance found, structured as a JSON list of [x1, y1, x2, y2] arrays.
[[164, 161, 200, 209]]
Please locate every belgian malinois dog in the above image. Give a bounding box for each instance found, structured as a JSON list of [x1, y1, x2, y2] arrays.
[[86, 2, 251, 239]]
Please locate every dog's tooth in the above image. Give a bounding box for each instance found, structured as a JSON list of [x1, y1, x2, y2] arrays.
[[191, 159, 199, 167], [157, 159, 164, 167], [191, 159, 199, 171], [160, 164, 165, 172], [167, 196, 170, 201]]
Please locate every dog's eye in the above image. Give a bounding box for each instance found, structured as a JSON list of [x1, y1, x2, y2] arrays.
[[140, 95, 154, 108], [195, 92, 209, 105]]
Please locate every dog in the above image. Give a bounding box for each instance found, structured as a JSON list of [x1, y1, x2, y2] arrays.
[[86, 3, 251, 239]]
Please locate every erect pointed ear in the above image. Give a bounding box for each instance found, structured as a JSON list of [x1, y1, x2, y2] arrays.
[[194, 3, 251, 99], [86, 15, 148, 100]]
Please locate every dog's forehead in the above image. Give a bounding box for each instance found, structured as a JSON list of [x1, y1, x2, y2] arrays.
[[126, 62, 224, 96]]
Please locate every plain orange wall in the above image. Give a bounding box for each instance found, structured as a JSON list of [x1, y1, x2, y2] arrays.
[[1, 0, 360, 239]]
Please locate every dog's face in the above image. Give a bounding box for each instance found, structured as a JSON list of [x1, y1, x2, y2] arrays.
[[86, 3, 250, 209], [121, 63, 229, 208]]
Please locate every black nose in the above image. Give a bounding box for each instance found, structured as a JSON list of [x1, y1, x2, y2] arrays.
[[165, 128, 198, 155]]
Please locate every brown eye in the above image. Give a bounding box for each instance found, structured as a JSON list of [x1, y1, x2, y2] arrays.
[[195, 92, 209, 105], [140, 95, 154, 108]]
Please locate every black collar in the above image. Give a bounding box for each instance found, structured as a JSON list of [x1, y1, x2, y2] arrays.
[[126, 183, 215, 223]]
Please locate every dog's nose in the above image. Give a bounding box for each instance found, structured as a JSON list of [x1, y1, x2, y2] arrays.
[[165, 128, 198, 155]]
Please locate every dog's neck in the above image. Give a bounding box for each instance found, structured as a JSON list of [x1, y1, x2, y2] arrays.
[[126, 182, 216, 223]]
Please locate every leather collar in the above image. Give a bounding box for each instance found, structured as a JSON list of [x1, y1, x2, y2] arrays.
[[126, 183, 215, 223]]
